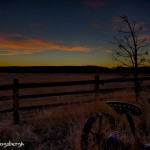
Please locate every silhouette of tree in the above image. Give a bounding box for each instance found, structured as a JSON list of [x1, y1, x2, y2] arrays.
[[112, 15, 150, 102]]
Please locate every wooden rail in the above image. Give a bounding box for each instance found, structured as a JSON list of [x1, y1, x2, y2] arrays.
[[0, 76, 150, 124]]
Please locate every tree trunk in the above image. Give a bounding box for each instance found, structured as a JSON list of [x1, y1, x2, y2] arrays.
[[133, 67, 140, 102]]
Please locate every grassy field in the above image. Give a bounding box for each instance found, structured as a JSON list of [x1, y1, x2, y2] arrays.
[[0, 73, 149, 149]]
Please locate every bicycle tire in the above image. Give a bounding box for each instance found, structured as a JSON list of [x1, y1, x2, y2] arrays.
[[81, 112, 115, 150]]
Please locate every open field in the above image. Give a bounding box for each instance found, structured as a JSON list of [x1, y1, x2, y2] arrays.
[[0, 73, 150, 149], [0, 72, 134, 84], [0, 73, 132, 109], [0, 73, 150, 109]]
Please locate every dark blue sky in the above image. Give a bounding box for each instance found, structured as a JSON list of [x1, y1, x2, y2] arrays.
[[0, 0, 150, 67]]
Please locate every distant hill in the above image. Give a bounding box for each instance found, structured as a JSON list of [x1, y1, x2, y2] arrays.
[[0, 66, 110, 73]]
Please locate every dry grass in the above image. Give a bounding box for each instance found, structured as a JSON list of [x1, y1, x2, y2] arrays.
[[0, 73, 150, 149], [0, 103, 96, 150], [0, 90, 149, 150]]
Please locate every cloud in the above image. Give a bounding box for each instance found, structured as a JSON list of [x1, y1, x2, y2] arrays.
[[81, 0, 110, 8], [137, 34, 150, 40], [112, 17, 150, 41], [103, 49, 113, 53], [0, 34, 93, 56], [113, 17, 123, 23], [112, 16, 147, 31]]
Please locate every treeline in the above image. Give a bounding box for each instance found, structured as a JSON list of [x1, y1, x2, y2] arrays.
[[0, 66, 150, 73], [0, 66, 109, 73]]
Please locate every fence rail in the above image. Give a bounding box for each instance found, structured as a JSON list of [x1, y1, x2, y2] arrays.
[[1, 77, 150, 91], [0, 76, 150, 124]]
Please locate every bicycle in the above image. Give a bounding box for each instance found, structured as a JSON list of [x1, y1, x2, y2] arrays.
[[81, 101, 150, 150]]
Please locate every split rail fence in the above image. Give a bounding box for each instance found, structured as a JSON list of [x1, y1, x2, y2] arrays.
[[0, 76, 150, 124]]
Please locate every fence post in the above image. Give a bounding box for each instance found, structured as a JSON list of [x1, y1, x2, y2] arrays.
[[13, 79, 19, 124], [95, 75, 99, 111]]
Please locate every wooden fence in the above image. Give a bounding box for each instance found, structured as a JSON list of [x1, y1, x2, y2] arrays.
[[0, 76, 150, 124]]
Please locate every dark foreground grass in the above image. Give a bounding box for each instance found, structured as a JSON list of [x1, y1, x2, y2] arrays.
[[0, 90, 149, 150]]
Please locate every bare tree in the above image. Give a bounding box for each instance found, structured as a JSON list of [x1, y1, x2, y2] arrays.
[[112, 15, 150, 102]]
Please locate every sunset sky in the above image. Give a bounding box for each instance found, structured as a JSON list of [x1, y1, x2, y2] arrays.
[[0, 0, 150, 67]]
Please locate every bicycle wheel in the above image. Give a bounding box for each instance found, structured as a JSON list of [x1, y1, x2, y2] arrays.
[[81, 112, 115, 150]]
